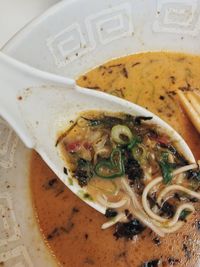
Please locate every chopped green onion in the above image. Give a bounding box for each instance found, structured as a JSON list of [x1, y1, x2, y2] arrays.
[[131, 143, 147, 164], [159, 152, 174, 184], [179, 210, 192, 221], [111, 125, 133, 144], [128, 136, 141, 150], [94, 148, 125, 179]]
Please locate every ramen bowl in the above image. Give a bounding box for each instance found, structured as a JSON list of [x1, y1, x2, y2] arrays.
[[1, 0, 200, 266]]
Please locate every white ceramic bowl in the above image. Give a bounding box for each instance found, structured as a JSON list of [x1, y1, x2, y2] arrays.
[[1, 0, 200, 266]]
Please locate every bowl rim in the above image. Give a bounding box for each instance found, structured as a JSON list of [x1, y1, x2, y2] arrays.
[[1, 0, 77, 54]]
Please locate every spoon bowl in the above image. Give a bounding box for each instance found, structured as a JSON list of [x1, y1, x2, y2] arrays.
[[0, 52, 195, 214]]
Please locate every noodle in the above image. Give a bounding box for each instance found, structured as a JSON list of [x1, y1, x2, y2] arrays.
[[141, 163, 200, 233], [101, 213, 127, 229], [59, 110, 200, 237], [164, 203, 195, 227], [97, 194, 129, 209], [157, 185, 200, 205], [142, 177, 164, 222], [160, 221, 184, 234], [122, 179, 165, 237]]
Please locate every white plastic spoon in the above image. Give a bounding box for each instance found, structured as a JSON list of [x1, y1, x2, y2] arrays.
[[0, 52, 195, 214]]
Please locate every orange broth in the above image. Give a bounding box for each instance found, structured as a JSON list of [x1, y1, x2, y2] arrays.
[[30, 52, 200, 267]]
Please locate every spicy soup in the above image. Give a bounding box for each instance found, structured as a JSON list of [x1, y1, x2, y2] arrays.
[[30, 52, 200, 267]]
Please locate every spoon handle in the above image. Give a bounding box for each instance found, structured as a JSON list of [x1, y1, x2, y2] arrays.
[[0, 52, 75, 147]]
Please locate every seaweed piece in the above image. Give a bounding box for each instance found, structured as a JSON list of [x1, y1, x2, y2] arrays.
[[196, 220, 200, 231], [124, 150, 144, 181], [141, 259, 160, 267], [152, 237, 161, 246], [84, 233, 89, 240], [187, 169, 200, 182], [182, 243, 191, 260], [63, 167, 68, 175], [147, 129, 159, 139], [114, 219, 145, 239], [179, 210, 191, 221], [121, 67, 128, 78], [159, 152, 174, 184], [123, 150, 144, 194], [74, 158, 93, 187], [147, 195, 158, 209], [174, 193, 181, 201], [47, 178, 58, 188], [105, 208, 118, 218], [133, 116, 153, 126], [83, 115, 152, 128], [124, 209, 133, 220], [83, 258, 95, 265], [82, 116, 124, 127], [160, 201, 175, 218], [167, 258, 180, 265], [132, 62, 141, 67], [158, 143, 188, 166], [47, 228, 60, 240]]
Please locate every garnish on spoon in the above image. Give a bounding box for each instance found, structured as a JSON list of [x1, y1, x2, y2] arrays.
[[57, 111, 200, 237]]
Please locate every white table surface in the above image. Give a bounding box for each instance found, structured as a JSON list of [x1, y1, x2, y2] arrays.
[[0, 0, 60, 48]]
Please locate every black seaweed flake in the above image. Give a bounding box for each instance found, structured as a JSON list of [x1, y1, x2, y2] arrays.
[[47, 178, 58, 188], [196, 220, 200, 231], [170, 76, 176, 84], [121, 67, 129, 78], [43, 177, 65, 197], [55, 188, 64, 197], [160, 201, 175, 218], [116, 251, 126, 259], [158, 143, 188, 166], [141, 259, 160, 267], [83, 116, 124, 127], [47, 207, 79, 240], [86, 86, 102, 90], [132, 62, 141, 67], [72, 207, 79, 213], [147, 129, 159, 139], [83, 115, 152, 128], [63, 167, 68, 175], [114, 219, 145, 239], [152, 237, 161, 246], [174, 193, 181, 201], [159, 95, 165, 100], [60, 223, 74, 234], [167, 257, 180, 265], [134, 116, 153, 126], [183, 243, 191, 260], [124, 209, 133, 220], [105, 208, 118, 218], [124, 150, 143, 181], [147, 195, 158, 209], [123, 150, 144, 194], [108, 63, 123, 68], [47, 228, 59, 240], [83, 258, 95, 265], [187, 169, 200, 182], [179, 210, 191, 221], [74, 158, 93, 187], [84, 233, 89, 240]]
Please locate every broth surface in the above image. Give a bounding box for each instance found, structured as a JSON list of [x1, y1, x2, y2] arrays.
[[30, 52, 200, 267]]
